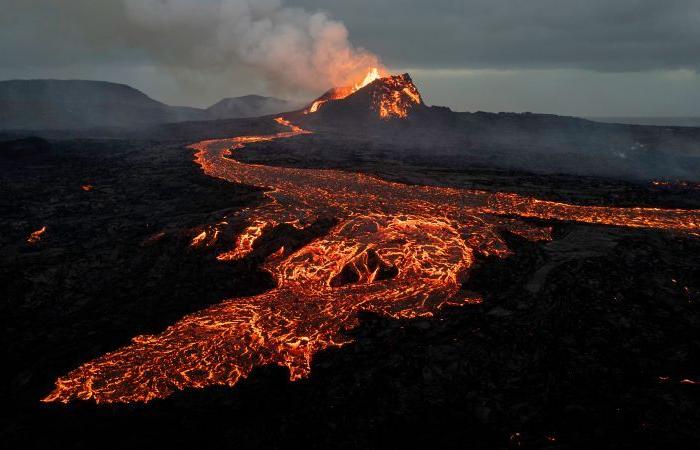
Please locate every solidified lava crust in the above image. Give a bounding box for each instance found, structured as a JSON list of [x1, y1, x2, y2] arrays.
[[43, 118, 700, 404]]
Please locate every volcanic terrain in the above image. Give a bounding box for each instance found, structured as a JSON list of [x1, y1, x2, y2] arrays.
[[2, 71, 699, 449], [38, 73, 700, 405]]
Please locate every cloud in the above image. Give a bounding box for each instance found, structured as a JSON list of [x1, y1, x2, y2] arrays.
[[1, 0, 383, 97], [1, 0, 699, 113], [410, 68, 700, 116], [291, 0, 700, 72]]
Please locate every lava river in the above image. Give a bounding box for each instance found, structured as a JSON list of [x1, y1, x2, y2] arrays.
[[44, 118, 700, 404]]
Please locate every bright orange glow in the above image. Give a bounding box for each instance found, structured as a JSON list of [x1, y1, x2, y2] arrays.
[[217, 219, 273, 261], [651, 180, 700, 190], [304, 67, 410, 119], [190, 231, 207, 247], [81, 185, 94, 192], [43, 119, 700, 404], [354, 67, 382, 90], [306, 87, 353, 114], [373, 74, 423, 119], [27, 226, 46, 245]]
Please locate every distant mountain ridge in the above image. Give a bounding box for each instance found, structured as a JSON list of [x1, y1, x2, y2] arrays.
[[206, 95, 301, 120], [0, 79, 298, 130], [590, 117, 700, 128]]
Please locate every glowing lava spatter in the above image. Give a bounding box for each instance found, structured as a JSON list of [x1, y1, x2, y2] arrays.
[[27, 226, 47, 245], [354, 67, 382, 90], [44, 113, 700, 405]]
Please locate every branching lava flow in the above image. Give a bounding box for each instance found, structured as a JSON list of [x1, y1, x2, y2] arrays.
[[44, 85, 700, 404]]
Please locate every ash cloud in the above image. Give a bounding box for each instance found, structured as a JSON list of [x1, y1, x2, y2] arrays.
[[0, 0, 382, 100], [121, 0, 382, 94], [123, 0, 379, 95]]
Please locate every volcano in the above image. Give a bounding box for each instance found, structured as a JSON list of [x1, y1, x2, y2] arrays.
[[298, 71, 439, 126], [288, 69, 700, 181]]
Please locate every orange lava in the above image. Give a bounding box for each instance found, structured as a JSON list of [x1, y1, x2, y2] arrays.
[[373, 73, 423, 119], [189, 231, 208, 247], [27, 226, 47, 245], [43, 118, 700, 404], [304, 67, 420, 119]]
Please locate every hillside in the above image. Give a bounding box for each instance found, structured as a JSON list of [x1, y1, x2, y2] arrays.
[[0, 80, 297, 130], [289, 73, 700, 181]]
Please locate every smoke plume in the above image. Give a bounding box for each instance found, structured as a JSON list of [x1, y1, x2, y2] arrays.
[[122, 0, 383, 95]]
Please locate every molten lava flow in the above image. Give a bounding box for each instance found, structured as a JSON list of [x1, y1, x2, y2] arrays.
[[217, 219, 274, 261], [27, 226, 46, 245], [43, 118, 700, 404], [372, 73, 424, 119]]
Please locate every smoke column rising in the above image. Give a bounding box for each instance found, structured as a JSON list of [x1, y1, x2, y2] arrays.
[[123, 0, 383, 94]]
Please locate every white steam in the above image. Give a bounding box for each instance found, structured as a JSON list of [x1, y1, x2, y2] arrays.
[[123, 0, 383, 94]]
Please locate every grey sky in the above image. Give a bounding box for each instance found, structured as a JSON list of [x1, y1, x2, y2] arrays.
[[1, 0, 699, 116]]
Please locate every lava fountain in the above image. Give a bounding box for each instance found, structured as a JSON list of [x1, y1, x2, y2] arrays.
[[43, 71, 700, 404]]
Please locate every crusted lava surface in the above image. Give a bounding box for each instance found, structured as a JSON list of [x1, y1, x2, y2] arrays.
[[39, 118, 700, 405], [1, 117, 699, 449]]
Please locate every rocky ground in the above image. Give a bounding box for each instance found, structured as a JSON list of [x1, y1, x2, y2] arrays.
[[1, 134, 699, 449], [237, 133, 700, 209]]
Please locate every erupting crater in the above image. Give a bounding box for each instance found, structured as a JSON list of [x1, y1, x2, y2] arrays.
[[304, 67, 424, 119], [43, 72, 700, 404]]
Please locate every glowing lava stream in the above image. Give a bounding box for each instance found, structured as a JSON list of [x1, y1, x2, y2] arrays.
[[44, 118, 700, 404]]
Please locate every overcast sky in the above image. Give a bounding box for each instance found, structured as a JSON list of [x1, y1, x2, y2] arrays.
[[2, 0, 699, 116]]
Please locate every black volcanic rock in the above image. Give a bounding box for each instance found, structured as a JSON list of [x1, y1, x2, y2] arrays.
[[2, 131, 700, 448], [0, 137, 52, 162], [301, 73, 431, 125], [206, 95, 300, 119]]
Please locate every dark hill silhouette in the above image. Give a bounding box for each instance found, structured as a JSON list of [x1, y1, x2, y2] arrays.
[[206, 95, 300, 119], [0, 79, 209, 130], [0, 80, 297, 130]]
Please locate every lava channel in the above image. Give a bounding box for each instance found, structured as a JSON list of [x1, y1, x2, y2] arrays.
[[44, 118, 700, 404]]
